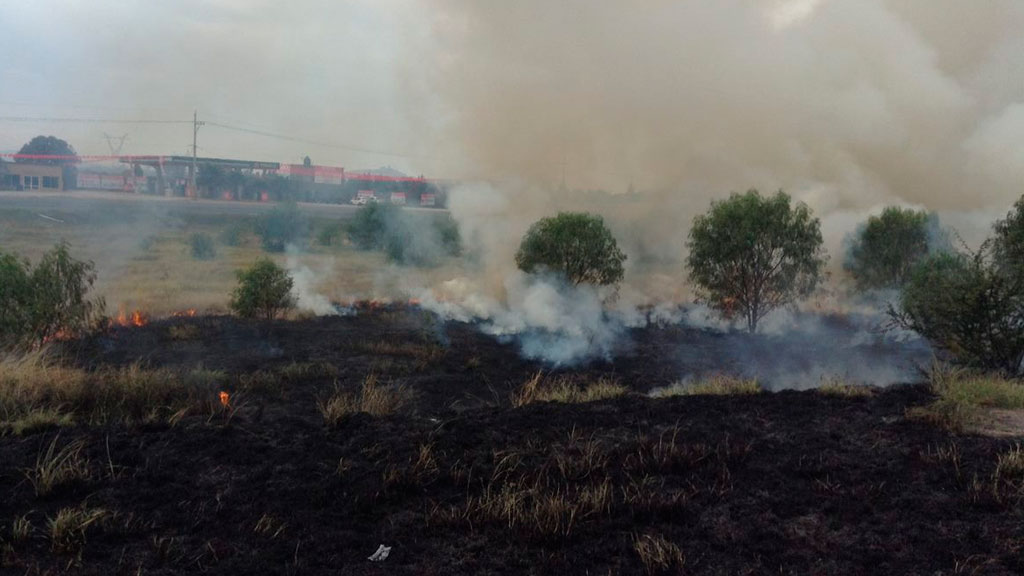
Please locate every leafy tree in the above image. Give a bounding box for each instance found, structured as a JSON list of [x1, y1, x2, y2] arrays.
[[255, 202, 306, 252], [188, 232, 216, 260], [993, 195, 1024, 280], [891, 245, 1024, 374], [230, 258, 296, 321], [687, 190, 826, 332], [0, 242, 103, 349], [28, 243, 103, 345], [347, 202, 397, 250], [845, 207, 946, 290], [197, 164, 226, 196], [515, 212, 626, 286], [17, 136, 78, 165], [0, 252, 32, 348]]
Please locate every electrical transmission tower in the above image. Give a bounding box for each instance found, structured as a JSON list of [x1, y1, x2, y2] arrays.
[[102, 132, 129, 156]]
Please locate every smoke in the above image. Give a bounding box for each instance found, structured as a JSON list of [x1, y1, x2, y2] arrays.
[[284, 246, 337, 316], [419, 0, 1024, 216]]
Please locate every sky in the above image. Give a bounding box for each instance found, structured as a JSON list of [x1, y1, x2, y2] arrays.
[[1, 0, 1023, 216]]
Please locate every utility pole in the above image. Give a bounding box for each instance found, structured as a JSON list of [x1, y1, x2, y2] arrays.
[[190, 110, 205, 198]]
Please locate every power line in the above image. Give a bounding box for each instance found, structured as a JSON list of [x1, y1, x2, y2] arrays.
[[204, 121, 426, 160], [0, 116, 191, 125]]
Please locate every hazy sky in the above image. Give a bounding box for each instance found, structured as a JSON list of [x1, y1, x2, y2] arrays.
[[2, 0, 1023, 213]]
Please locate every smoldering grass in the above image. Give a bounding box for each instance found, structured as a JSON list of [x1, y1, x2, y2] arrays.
[[649, 375, 762, 397], [512, 371, 628, 406]]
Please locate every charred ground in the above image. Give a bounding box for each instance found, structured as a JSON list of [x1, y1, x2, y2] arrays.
[[1, 309, 1022, 575]]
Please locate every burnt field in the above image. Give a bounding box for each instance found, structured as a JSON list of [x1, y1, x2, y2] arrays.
[[2, 309, 1023, 575]]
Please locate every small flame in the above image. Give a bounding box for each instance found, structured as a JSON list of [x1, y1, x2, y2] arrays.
[[173, 308, 197, 318], [219, 391, 230, 408], [109, 306, 148, 328]]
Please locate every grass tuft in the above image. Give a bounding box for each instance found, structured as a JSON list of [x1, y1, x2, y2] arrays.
[[817, 376, 874, 398], [633, 533, 685, 575], [909, 364, 1024, 431], [650, 375, 761, 398], [317, 373, 405, 426], [513, 372, 627, 407], [27, 436, 91, 497], [47, 505, 108, 554]]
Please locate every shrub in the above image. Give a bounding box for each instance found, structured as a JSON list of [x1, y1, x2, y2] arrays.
[[891, 247, 1024, 374], [348, 203, 461, 266], [229, 258, 296, 321], [845, 206, 947, 290], [347, 202, 397, 250], [687, 190, 825, 332], [993, 195, 1024, 280], [255, 202, 306, 252], [316, 222, 344, 247], [219, 222, 247, 247], [0, 242, 103, 349], [515, 212, 626, 286], [187, 232, 216, 260]]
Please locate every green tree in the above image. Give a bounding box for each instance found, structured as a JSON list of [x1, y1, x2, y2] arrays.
[[230, 259, 296, 321], [993, 195, 1024, 280], [0, 252, 33, 348], [845, 207, 946, 290], [255, 202, 306, 252], [17, 136, 78, 165], [347, 202, 397, 250], [891, 246, 1024, 374], [687, 190, 826, 332], [515, 212, 626, 286]]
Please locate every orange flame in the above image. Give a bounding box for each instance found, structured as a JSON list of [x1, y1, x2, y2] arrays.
[[219, 391, 230, 408], [172, 308, 197, 318], [109, 306, 148, 328]]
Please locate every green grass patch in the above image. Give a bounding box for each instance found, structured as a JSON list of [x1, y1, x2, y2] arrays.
[[909, 365, 1024, 431]]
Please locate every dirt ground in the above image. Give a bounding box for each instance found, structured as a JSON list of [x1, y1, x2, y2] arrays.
[[2, 309, 1022, 575]]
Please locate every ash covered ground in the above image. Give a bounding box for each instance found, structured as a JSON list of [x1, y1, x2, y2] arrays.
[[3, 308, 1022, 575]]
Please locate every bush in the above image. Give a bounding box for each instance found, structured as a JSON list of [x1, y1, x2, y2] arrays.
[[229, 258, 296, 321], [687, 190, 825, 332], [0, 243, 103, 349], [255, 202, 306, 252], [316, 222, 344, 247], [515, 212, 626, 286], [993, 195, 1024, 280], [187, 232, 216, 260], [347, 203, 461, 266], [347, 202, 396, 250], [891, 247, 1024, 374], [845, 206, 947, 290], [219, 222, 247, 247]]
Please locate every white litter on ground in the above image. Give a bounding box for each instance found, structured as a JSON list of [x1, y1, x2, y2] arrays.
[[368, 544, 392, 562]]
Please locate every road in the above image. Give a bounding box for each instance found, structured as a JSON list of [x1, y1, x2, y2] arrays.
[[0, 189, 445, 219]]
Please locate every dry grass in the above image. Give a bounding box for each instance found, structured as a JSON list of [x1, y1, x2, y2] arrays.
[[0, 352, 226, 433], [994, 444, 1024, 482], [634, 533, 685, 575], [47, 505, 108, 554], [512, 372, 628, 407], [166, 324, 201, 341], [650, 375, 762, 398], [317, 373, 405, 426], [27, 436, 91, 497], [817, 376, 874, 398], [909, 364, 1024, 432], [11, 515, 32, 543], [361, 340, 446, 370]]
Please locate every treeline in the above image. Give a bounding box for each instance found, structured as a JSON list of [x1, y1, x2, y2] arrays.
[[194, 165, 446, 206]]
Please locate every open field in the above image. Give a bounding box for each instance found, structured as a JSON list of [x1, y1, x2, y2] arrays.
[[0, 192, 465, 316], [0, 310, 1021, 575]]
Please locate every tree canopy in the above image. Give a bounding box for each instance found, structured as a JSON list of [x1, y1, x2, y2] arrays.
[[17, 136, 78, 164], [515, 212, 626, 286], [845, 206, 946, 290], [687, 190, 826, 332]]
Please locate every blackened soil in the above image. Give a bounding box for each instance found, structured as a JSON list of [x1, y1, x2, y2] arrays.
[[1, 311, 1020, 575]]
